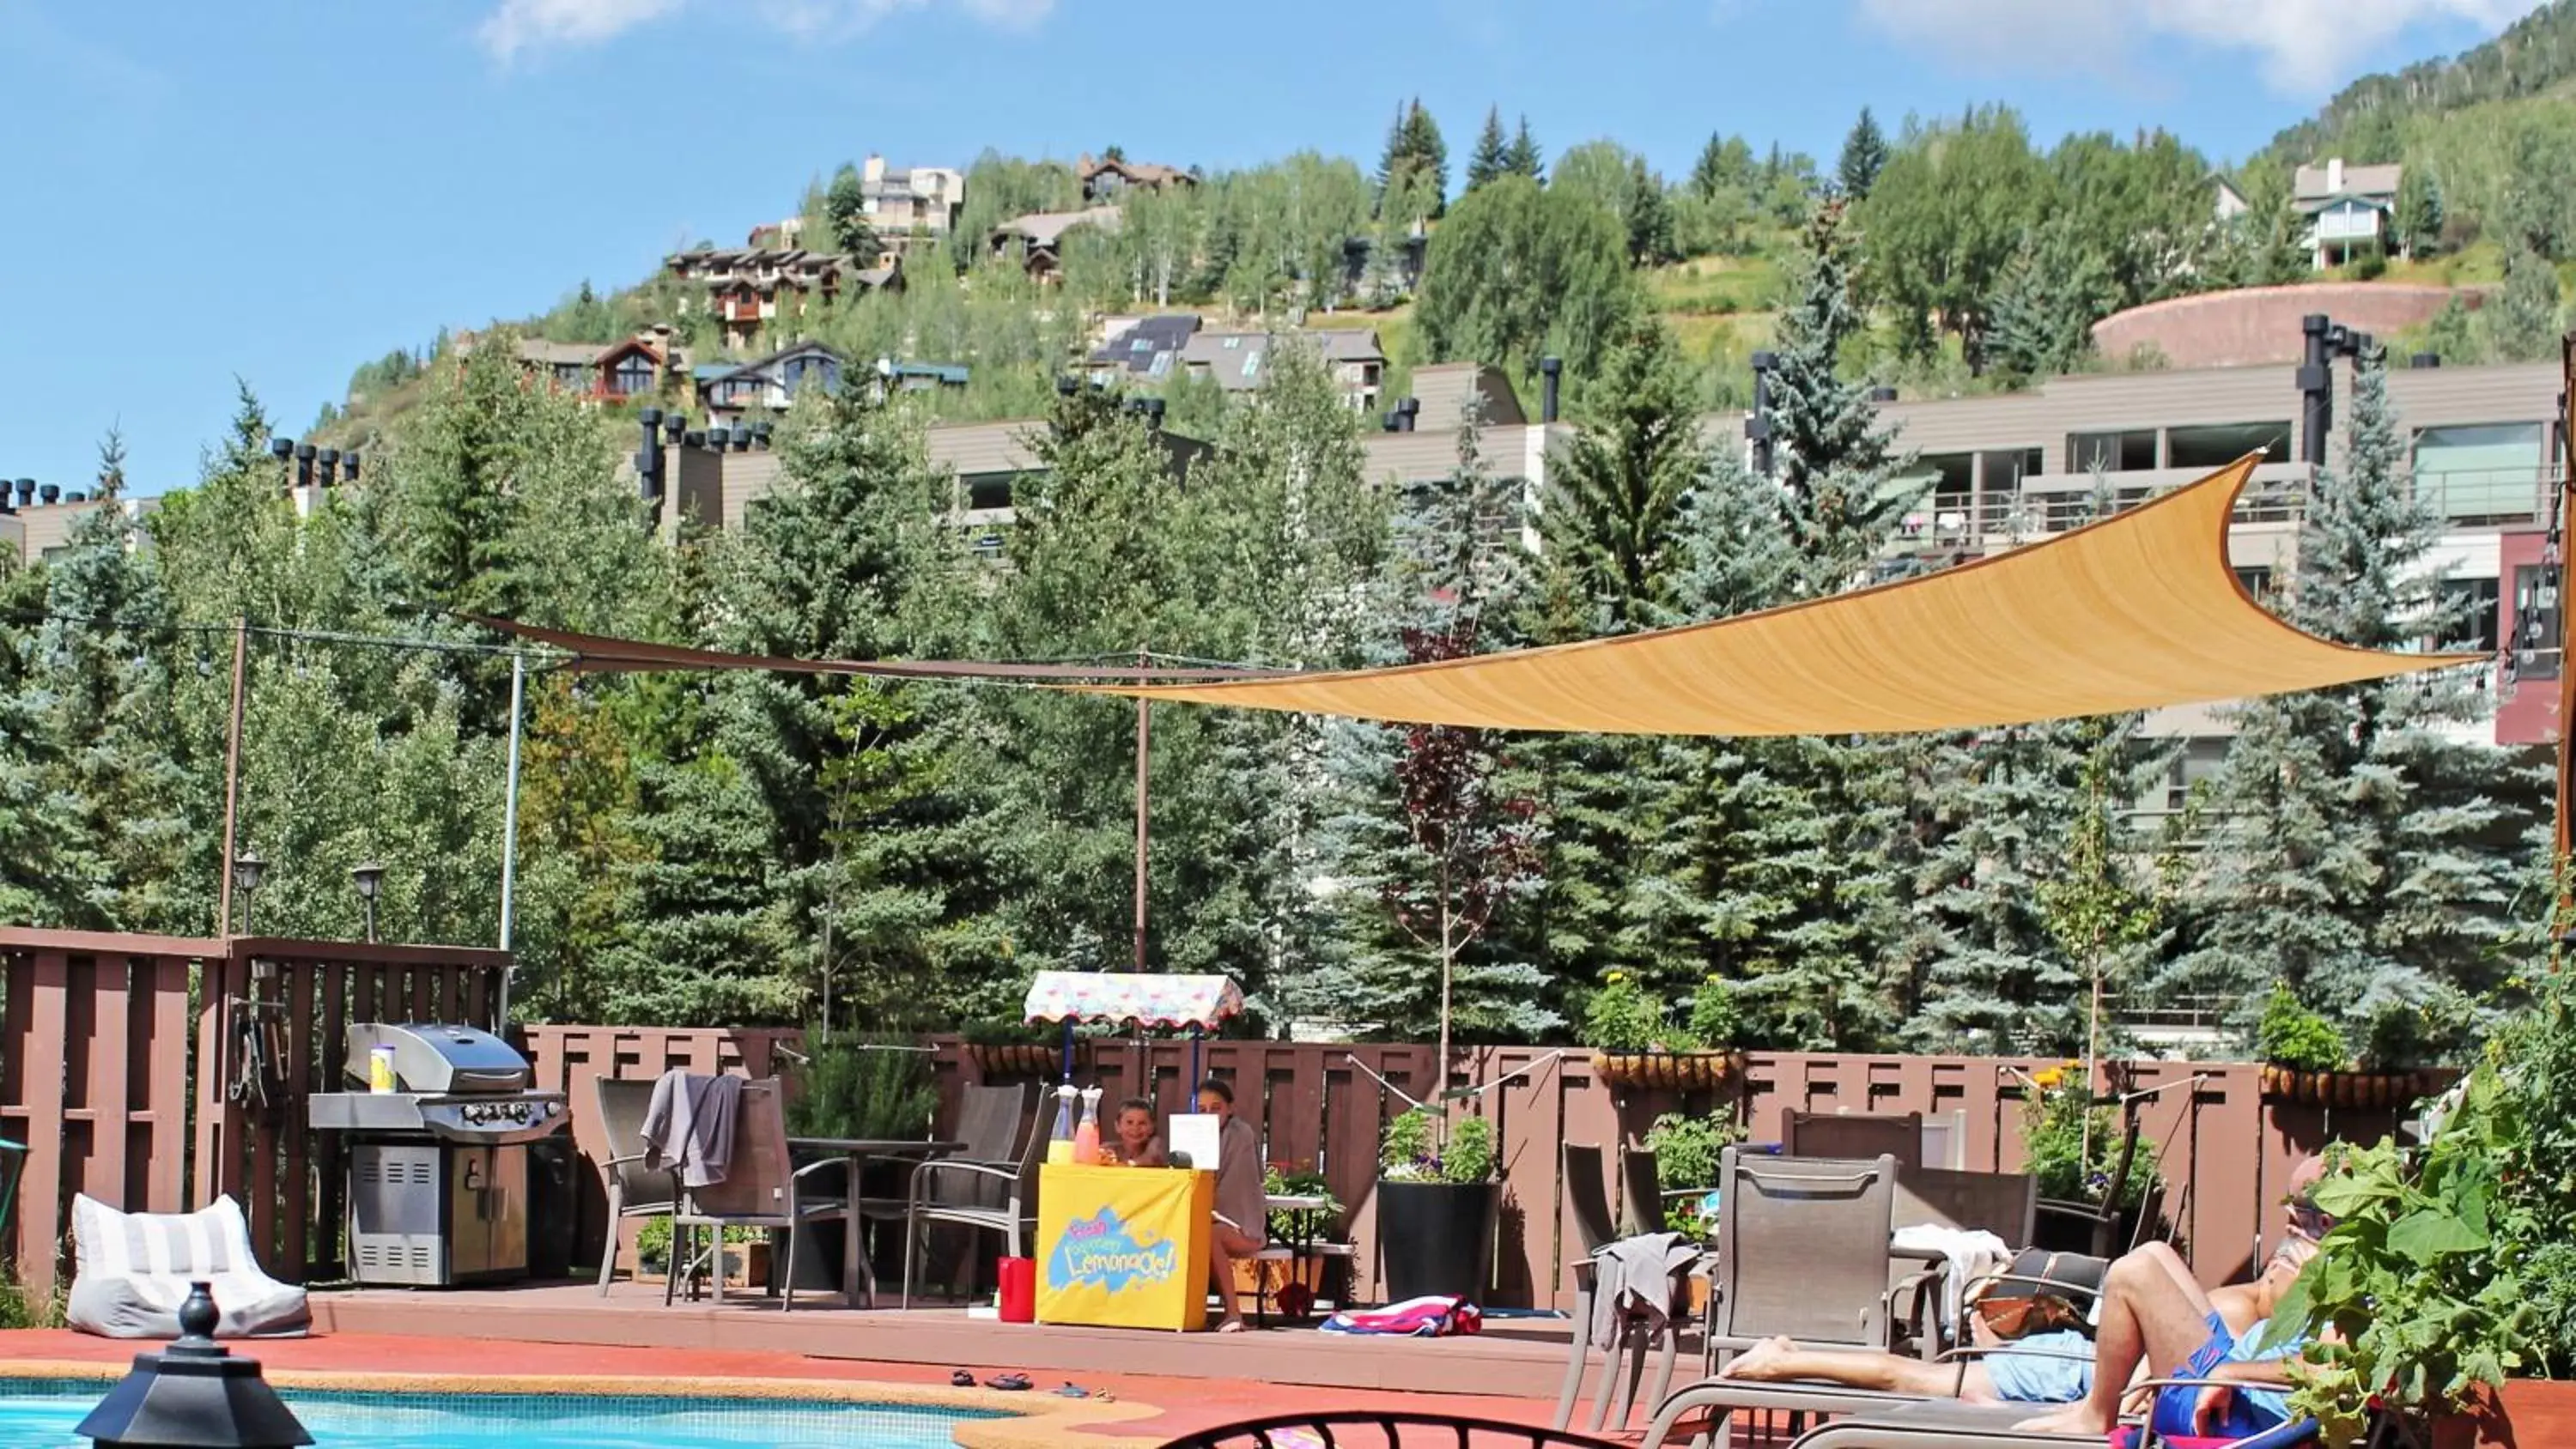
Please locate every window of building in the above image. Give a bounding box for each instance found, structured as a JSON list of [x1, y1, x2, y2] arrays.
[[2067, 430, 2158, 473], [2438, 576, 2502, 653], [2234, 566, 2275, 598], [2512, 563, 2561, 681], [966, 476, 1013, 512], [1242, 351, 1262, 380], [611, 355, 655, 397], [552, 363, 587, 391], [1223, 336, 1242, 349], [2166, 421, 2292, 470], [2163, 738, 2227, 815], [2415, 423, 2546, 524]]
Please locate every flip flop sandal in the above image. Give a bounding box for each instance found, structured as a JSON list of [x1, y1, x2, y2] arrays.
[[1052, 1383, 1090, 1398], [984, 1373, 1032, 1391], [949, 1371, 975, 1388]]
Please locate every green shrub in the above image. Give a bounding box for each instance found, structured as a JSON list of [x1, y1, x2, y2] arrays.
[[2257, 983, 2349, 1072], [1442, 1116, 1497, 1185], [1263, 1165, 1339, 1241], [1380, 1106, 1437, 1180], [1643, 1110, 1741, 1198], [1581, 973, 1667, 1052], [2020, 1064, 2159, 1209], [1686, 978, 1741, 1049]]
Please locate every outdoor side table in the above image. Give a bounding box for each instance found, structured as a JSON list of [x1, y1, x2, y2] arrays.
[[1255, 1191, 1335, 1325], [786, 1137, 965, 1308]]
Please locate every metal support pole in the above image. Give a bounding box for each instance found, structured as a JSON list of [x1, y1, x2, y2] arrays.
[[496, 652, 526, 1026], [2555, 336, 2575, 965], [216, 619, 248, 937], [1134, 647, 1151, 975]]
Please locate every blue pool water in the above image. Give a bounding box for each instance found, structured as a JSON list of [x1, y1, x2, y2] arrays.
[[0, 1380, 997, 1448]]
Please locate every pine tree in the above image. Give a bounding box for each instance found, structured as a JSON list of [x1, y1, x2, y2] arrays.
[[1625, 157, 1676, 266], [1505, 115, 1544, 183], [94, 426, 128, 501], [2490, 245, 2562, 362], [1466, 106, 1510, 193], [1540, 315, 1706, 632], [2170, 347, 2541, 1046], [2397, 167, 2445, 258], [1376, 99, 1449, 219], [1768, 200, 1911, 593], [1983, 219, 2116, 382], [1313, 417, 1549, 1053], [823, 162, 878, 255], [1837, 106, 1888, 200]]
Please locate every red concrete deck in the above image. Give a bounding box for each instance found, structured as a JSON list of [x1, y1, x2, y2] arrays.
[[301, 1280, 1585, 1399], [0, 1322, 1582, 1447]]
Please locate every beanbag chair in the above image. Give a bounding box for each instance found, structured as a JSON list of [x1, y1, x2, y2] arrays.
[[67, 1193, 310, 1339]]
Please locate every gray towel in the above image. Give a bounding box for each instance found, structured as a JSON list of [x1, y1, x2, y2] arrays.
[[639, 1070, 742, 1190], [1590, 1231, 1699, 1349]]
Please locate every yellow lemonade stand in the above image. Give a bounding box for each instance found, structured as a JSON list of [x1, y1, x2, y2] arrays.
[[1034, 1163, 1213, 1331], [1022, 971, 1244, 1331]]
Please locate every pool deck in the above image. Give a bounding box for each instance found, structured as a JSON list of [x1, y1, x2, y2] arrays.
[[0, 1288, 1605, 1449]]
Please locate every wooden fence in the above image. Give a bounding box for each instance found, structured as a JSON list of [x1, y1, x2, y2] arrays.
[[3, 947, 2428, 1312], [0, 927, 512, 1304], [518, 1030, 2422, 1311]]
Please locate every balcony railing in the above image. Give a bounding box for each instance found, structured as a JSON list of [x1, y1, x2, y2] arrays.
[[1886, 464, 2559, 558]]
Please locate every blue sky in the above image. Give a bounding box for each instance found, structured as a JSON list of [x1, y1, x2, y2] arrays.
[[0, 0, 2541, 498]]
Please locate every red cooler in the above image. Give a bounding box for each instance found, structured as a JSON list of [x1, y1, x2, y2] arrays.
[[997, 1256, 1036, 1323]]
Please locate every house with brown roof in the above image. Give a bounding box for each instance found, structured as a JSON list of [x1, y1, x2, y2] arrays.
[[987, 207, 1122, 282], [663, 246, 903, 349], [497, 326, 687, 402], [1078, 153, 1194, 203]]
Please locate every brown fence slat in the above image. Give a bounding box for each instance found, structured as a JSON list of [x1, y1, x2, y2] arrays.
[[84, 953, 131, 1213], [16, 952, 71, 1302], [144, 956, 191, 1210]]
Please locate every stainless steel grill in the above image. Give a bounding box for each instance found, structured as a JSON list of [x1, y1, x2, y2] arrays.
[[308, 1022, 568, 1287]]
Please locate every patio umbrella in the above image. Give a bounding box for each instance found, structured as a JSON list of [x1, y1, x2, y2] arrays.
[[1022, 970, 1247, 1085]]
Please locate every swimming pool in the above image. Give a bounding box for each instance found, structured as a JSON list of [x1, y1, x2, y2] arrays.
[[0, 1379, 1001, 1448]]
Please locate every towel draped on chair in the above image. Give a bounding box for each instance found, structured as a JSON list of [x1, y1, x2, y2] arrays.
[[640, 1069, 742, 1189]]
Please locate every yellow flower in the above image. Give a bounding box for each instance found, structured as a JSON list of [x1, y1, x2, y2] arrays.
[[1606, 971, 1628, 985], [2032, 1068, 2063, 1088]]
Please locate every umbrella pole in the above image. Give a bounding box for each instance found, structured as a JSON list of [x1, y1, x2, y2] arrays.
[[1190, 1026, 1202, 1088], [1062, 1018, 1075, 1083]]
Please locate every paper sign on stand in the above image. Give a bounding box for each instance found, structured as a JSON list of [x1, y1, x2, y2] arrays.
[[1167, 1113, 1221, 1173]]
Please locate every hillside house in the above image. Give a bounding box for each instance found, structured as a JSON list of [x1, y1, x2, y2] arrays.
[[1180, 329, 1387, 410], [696, 344, 969, 415], [663, 246, 904, 348], [1088, 313, 1202, 381], [2293, 158, 2403, 268], [861, 155, 968, 233], [1078, 153, 1194, 203], [988, 207, 1121, 282], [501, 326, 686, 402]]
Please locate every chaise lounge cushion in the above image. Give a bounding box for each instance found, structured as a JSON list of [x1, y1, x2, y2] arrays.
[[67, 1193, 311, 1339]]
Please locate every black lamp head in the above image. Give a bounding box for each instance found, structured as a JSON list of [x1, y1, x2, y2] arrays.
[[74, 1282, 314, 1448], [231, 852, 266, 897], [350, 862, 384, 901]]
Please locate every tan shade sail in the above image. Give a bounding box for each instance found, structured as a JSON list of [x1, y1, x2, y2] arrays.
[[1066, 454, 2484, 736]]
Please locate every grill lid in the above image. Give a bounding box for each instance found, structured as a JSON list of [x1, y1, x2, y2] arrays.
[[343, 1022, 530, 1094]]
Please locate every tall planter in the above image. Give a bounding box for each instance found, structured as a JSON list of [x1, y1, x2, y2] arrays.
[[1376, 1179, 1498, 1306]]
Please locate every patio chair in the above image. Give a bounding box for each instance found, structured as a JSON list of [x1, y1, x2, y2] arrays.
[[1892, 1167, 2039, 1355], [1785, 1111, 1925, 1171], [1157, 1410, 1629, 1448], [665, 1078, 849, 1311], [1705, 1149, 1904, 1373], [1752, 1395, 2323, 1449], [900, 1092, 1048, 1309], [593, 1076, 680, 1296], [1553, 1142, 1661, 1433], [852, 1082, 1027, 1283]]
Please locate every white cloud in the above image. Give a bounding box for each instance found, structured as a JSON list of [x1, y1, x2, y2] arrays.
[[1852, 0, 2544, 94], [478, 0, 683, 63], [477, 0, 1051, 62]]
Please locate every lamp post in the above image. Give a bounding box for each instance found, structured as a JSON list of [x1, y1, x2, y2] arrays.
[[230, 852, 265, 937], [76, 1282, 312, 1447], [350, 863, 383, 944]]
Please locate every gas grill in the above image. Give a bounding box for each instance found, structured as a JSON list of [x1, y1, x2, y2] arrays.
[[307, 1022, 568, 1287]]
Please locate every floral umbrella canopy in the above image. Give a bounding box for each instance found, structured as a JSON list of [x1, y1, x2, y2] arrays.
[[1023, 971, 1247, 1083]]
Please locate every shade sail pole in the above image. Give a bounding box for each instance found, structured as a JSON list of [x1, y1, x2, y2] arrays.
[[1135, 646, 1150, 973]]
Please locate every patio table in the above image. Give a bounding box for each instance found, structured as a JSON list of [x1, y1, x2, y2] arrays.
[[1257, 1191, 1334, 1325], [787, 1136, 966, 1308]]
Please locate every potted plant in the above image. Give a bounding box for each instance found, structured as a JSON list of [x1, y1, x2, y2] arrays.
[[1586, 973, 1746, 1089], [2275, 967, 2576, 1446], [1641, 1109, 1741, 1313], [2256, 985, 2445, 1107], [1375, 1106, 1500, 1305], [781, 1031, 941, 1288], [963, 1017, 1060, 1078]]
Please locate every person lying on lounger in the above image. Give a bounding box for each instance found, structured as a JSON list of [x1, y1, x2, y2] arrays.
[[1719, 1155, 2330, 1434]]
